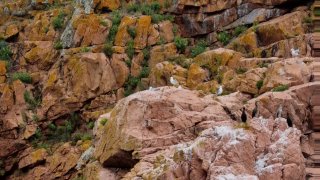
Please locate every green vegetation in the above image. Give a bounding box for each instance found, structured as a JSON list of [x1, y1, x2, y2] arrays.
[[124, 75, 140, 96], [72, 133, 92, 144], [52, 11, 65, 30], [126, 40, 135, 59], [47, 112, 80, 143], [168, 56, 192, 69], [140, 66, 150, 78], [127, 2, 172, 23], [0, 40, 12, 60], [314, 8, 320, 16], [272, 84, 289, 92], [100, 118, 108, 125], [87, 121, 94, 129], [54, 41, 63, 50], [256, 80, 264, 90], [48, 123, 57, 131], [24, 91, 41, 110], [151, 14, 174, 23], [80, 47, 90, 52], [234, 25, 247, 37], [103, 42, 113, 57], [127, 27, 137, 38], [258, 62, 269, 68], [252, 21, 259, 32], [191, 40, 207, 58], [217, 31, 231, 45], [32, 114, 39, 121], [235, 67, 248, 74], [108, 10, 122, 43], [303, 16, 313, 24], [12, 72, 32, 83], [174, 36, 188, 53]]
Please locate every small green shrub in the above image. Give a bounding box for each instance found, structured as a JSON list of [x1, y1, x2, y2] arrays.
[[258, 62, 269, 68], [108, 11, 122, 43], [126, 40, 135, 59], [54, 41, 63, 50], [124, 75, 140, 96], [24, 91, 41, 110], [303, 16, 313, 24], [235, 67, 248, 74], [127, 3, 140, 13], [151, 14, 174, 24], [12, 72, 32, 83], [139, 66, 150, 78], [234, 25, 247, 37], [87, 121, 94, 129], [80, 47, 90, 53], [150, 2, 162, 13], [32, 114, 39, 121], [142, 47, 150, 62], [272, 84, 289, 92], [256, 80, 263, 90], [174, 36, 188, 53], [127, 27, 136, 38], [217, 31, 231, 45], [125, 59, 132, 67], [52, 12, 65, 30], [252, 21, 259, 32], [100, 118, 108, 125], [103, 43, 113, 57], [0, 40, 12, 60], [34, 128, 42, 139], [48, 123, 57, 131], [191, 40, 207, 57]]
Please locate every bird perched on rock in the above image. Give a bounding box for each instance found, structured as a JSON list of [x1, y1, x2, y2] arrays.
[[217, 85, 223, 96], [276, 105, 283, 118], [241, 107, 247, 123], [291, 48, 300, 57], [252, 101, 259, 118], [170, 76, 179, 87], [286, 112, 293, 127]]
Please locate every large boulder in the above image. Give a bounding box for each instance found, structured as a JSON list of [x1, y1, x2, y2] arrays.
[[40, 53, 118, 120], [94, 87, 234, 168]]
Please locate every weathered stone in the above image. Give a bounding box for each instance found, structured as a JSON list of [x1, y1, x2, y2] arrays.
[[18, 148, 48, 169], [134, 16, 151, 49]]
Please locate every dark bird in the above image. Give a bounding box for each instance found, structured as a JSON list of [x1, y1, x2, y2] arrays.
[[286, 112, 293, 127], [241, 107, 247, 123], [252, 101, 259, 118], [276, 105, 283, 118], [310, 74, 314, 82]]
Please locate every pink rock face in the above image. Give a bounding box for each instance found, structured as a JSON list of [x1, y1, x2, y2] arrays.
[[93, 87, 306, 179]]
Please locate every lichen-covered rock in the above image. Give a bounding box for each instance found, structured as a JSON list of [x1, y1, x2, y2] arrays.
[[18, 148, 48, 169], [94, 87, 234, 168], [72, 14, 111, 47], [134, 16, 152, 49], [149, 43, 177, 68], [115, 16, 137, 47], [23, 41, 58, 70], [40, 53, 118, 119]]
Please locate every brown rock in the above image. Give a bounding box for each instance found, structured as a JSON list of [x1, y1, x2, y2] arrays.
[[73, 14, 112, 47], [0, 61, 6, 75], [24, 41, 58, 70], [18, 148, 48, 169], [134, 16, 151, 49], [110, 54, 130, 87], [12, 80, 25, 105], [41, 53, 118, 119], [115, 16, 136, 47], [0, 84, 14, 113], [23, 124, 37, 139], [149, 43, 177, 68], [46, 143, 81, 178], [94, 87, 234, 167], [159, 21, 174, 43]]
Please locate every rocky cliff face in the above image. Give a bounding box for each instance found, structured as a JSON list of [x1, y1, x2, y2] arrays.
[[0, 0, 315, 179]]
